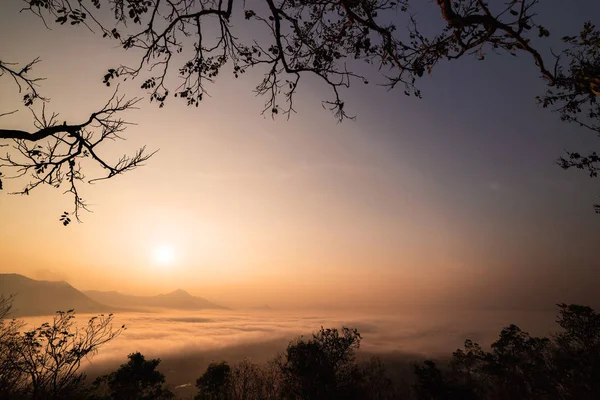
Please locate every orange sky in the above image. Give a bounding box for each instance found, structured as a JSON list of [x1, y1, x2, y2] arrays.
[[1, 1, 599, 311]]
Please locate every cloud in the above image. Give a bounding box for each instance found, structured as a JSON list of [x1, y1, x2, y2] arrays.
[[20, 307, 559, 396], [163, 317, 215, 323]]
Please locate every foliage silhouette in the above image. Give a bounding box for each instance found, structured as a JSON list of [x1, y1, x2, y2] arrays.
[[91, 352, 174, 400], [2, 296, 600, 399], [0, 295, 28, 399], [194, 358, 284, 400], [277, 326, 364, 399], [552, 303, 600, 399], [1, 0, 599, 217], [195, 361, 232, 400], [413, 303, 600, 400], [0, 296, 124, 400], [227, 359, 271, 400]]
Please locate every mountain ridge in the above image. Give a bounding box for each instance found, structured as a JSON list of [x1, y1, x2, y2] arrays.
[[0, 273, 118, 317], [0, 273, 227, 316], [84, 288, 228, 311]]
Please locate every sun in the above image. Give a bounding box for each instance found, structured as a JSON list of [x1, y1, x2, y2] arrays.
[[152, 245, 176, 265]]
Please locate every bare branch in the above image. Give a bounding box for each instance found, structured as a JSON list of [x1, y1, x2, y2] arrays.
[[0, 110, 19, 119], [0, 89, 155, 223], [12, 0, 600, 213], [0, 58, 47, 106]]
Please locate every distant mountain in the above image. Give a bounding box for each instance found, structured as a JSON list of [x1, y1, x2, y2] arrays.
[[85, 288, 227, 311], [0, 273, 227, 316], [0, 273, 116, 317], [32, 268, 68, 282]]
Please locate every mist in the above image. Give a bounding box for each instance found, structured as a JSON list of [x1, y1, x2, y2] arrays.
[[19, 306, 558, 395]]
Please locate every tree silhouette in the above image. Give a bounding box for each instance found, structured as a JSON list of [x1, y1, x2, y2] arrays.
[[0, 58, 155, 223], [414, 360, 461, 400], [0, 303, 124, 400], [1, 0, 599, 216], [277, 326, 364, 400], [195, 361, 232, 400], [193, 328, 397, 400], [0, 295, 28, 399], [552, 303, 600, 399], [358, 356, 398, 400], [228, 359, 267, 400], [2, 302, 599, 399], [194, 359, 283, 400], [413, 303, 600, 400], [92, 352, 174, 400]]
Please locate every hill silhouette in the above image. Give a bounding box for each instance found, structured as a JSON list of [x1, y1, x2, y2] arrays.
[[85, 288, 227, 311], [0, 274, 227, 316], [0, 273, 117, 317]]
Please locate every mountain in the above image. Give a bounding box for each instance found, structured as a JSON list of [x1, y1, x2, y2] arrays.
[[32, 268, 68, 282], [0, 273, 116, 317], [84, 288, 227, 311], [0, 273, 227, 316]]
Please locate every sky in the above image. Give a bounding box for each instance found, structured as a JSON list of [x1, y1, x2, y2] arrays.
[[0, 0, 599, 311]]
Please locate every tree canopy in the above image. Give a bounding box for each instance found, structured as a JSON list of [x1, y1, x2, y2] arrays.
[[414, 303, 600, 400], [92, 352, 174, 400], [1, 0, 599, 220]]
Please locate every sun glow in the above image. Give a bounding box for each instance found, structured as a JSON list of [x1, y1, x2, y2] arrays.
[[152, 245, 176, 265]]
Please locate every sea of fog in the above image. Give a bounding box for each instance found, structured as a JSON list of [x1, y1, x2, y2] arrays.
[[20, 308, 559, 395]]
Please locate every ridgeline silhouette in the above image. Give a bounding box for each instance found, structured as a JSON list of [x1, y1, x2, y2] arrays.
[[0, 274, 226, 317]]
